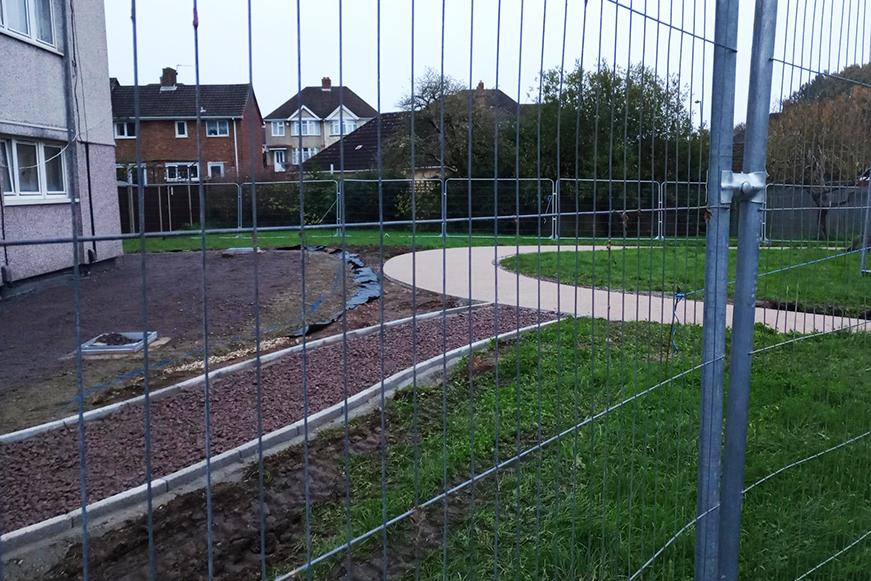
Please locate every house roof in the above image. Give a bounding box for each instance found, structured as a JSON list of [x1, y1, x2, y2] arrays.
[[305, 112, 407, 172], [461, 88, 520, 111], [111, 82, 254, 119], [264, 86, 378, 120]]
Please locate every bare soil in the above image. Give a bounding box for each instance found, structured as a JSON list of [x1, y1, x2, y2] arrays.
[[0, 306, 550, 533], [0, 246, 460, 434], [38, 348, 511, 581], [40, 411, 463, 581]]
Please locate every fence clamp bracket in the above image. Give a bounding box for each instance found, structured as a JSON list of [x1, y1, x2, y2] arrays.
[[720, 170, 767, 204]]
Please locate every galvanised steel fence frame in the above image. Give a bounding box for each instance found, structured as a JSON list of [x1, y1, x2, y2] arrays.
[[2, 0, 871, 580], [127, 177, 723, 243]]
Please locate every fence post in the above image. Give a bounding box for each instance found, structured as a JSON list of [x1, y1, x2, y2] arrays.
[[861, 182, 871, 274], [655, 182, 665, 240], [694, 0, 741, 578], [717, 0, 777, 579], [441, 178, 447, 239], [337, 180, 344, 237], [551, 180, 559, 240], [237, 183, 244, 238]]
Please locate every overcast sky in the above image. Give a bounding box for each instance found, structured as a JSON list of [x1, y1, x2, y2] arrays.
[[104, 0, 869, 126]]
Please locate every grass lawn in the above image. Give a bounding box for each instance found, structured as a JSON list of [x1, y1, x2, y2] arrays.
[[121, 229, 709, 253], [270, 319, 871, 580], [502, 246, 871, 319]]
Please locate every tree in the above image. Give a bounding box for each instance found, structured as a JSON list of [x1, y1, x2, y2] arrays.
[[387, 67, 514, 178], [768, 81, 871, 186], [766, 64, 871, 240]]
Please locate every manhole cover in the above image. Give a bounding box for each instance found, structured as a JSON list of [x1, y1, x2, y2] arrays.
[[81, 331, 158, 354]]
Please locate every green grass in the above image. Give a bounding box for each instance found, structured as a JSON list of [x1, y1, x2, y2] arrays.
[[269, 319, 871, 580], [502, 246, 871, 318], [121, 229, 707, 253], [123, 228, 853, 254]]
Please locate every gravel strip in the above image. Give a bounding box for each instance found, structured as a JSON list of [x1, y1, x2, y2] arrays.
[[0, 305, 555, 531]]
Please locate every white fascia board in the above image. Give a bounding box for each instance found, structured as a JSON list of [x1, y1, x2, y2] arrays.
[[325, 105, 359, 121]]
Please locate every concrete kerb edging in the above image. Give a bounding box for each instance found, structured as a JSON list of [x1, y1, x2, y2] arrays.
[[0, 314, 561, 554], [0, 302, 493, 445]]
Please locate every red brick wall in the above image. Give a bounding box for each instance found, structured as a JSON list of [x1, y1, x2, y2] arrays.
[[114, 93, 265, 183]]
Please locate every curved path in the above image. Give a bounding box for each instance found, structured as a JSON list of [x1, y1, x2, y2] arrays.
[[384, 245, 867, 334]]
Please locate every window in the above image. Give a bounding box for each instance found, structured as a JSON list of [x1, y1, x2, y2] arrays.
[[291, 147, 318, 165], [165, 162, 199, 182], [206, 120, 229, 137], [116, 164, 146, 186], [0, 141, 12, 193], [273, 149, 287, 171], [5, 0, 29, 36], [1, 0, 55, 46], [43, 144, 63, 192], [115, 122, 136, 139], [271, 121, 285, 137], [207, 162, 224, 179], [290, 120, 320, 136], [16, 142, 39, 192], [34, 0, 51, 43], [175, 121, 188, 138], [1, 138, 67, 201], [330, 119, 357, 136]]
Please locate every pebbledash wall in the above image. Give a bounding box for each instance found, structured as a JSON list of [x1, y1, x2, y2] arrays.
[[0, 0, 122, 284]]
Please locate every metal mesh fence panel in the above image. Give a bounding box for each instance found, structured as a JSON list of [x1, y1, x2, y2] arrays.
[[2, 0, 871, 580]]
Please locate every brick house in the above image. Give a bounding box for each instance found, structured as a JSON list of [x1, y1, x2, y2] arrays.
[[263, 77, 376, 172], [111, 68, 265, 185], [1, 0, 122, 287]]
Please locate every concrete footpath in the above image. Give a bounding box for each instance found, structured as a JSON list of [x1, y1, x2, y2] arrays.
[[383, 245, 866, 334]]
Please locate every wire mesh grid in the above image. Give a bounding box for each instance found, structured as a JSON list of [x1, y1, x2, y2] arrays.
[[0, 0, 870, 580]]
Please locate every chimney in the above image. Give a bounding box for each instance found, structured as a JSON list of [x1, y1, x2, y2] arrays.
[[160, 67, 177, 91], [322, 77, 332, 91], [476, 80, 485, 97]]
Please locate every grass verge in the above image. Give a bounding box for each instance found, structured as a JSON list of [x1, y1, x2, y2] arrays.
[[121, 230, 710, 253], [501, 246, 871, 319], [268, 318, 871, 580]]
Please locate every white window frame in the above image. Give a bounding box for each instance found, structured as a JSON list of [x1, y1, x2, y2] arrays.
[[291, 147, 319, 165], [290, 119, 320, 136], [207, 162, 225, 179], [329, 119, 358, 136], [114, 121, 137, 139], [205, 120, 229, 137], [271, 121, 285, 137], [1, 137, 69, 203], [175, 120, 188, 138], [0, 0, 57, 49], [165, 162, 199, 182]]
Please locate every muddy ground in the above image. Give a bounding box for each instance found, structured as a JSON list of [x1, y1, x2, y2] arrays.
[[0, 306, 550, 532], [34, 349, 513, 581], [0, 246, 461, 433], [39, 403, 469, 581]]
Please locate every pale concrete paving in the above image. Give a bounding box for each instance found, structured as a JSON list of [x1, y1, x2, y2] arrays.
[[383, 245, 867, 334]]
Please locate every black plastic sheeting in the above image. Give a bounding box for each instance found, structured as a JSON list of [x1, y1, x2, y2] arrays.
[[284, 245, 382, 337]]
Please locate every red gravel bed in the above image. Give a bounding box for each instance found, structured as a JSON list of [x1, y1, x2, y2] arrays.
[[0, 305, 555, 532]]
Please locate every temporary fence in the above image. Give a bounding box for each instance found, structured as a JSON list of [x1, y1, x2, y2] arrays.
[[3, 1, 871, 581]]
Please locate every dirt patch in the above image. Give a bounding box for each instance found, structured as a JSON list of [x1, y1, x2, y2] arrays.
[[0, 250, 352, 433], [0, 246, 461, 434], [755, 299, 871, 320], [38, 403, 467, 581], [0, 306, 554, 532]]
